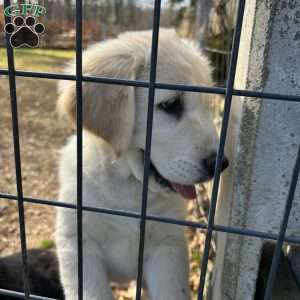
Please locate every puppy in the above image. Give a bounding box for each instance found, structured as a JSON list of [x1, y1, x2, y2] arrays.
[[0, 249, 64, 300], [56, 30, 228, 300]]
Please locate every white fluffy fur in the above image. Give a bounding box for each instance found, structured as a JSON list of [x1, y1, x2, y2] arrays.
[[56, 30, 219, 300]]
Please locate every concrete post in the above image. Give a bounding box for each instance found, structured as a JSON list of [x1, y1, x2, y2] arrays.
[[210, 1, 300, 299]]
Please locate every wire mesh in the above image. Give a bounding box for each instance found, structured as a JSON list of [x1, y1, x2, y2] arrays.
[[1, 0, 300, 299]]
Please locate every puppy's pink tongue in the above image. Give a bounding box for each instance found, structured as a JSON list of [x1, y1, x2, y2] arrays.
[[171, 183, 196, 199]]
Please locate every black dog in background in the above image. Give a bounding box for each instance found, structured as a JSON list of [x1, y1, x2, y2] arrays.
[[0, 249, 64, 299]]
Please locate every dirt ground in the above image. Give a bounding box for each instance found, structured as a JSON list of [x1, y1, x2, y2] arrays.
[[0, 49, 214, 299]]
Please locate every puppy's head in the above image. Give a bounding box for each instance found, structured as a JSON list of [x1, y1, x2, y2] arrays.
[[57, 36, 144, 155], [58, 30, 228, 199]]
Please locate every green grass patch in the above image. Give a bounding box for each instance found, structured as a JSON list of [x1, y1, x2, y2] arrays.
[[0, 47, 75, 72], [39, 239, 55, 249], [191, 249, 202, 267]]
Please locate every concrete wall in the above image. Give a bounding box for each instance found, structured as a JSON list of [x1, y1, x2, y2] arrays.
[[210, 1, 300, 299]]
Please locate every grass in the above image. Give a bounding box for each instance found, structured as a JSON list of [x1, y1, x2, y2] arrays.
[[40, 239, 55, 249], [0, 47, 75, 72]]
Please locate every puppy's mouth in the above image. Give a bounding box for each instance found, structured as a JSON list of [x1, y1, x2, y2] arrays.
[[149, 160, 197, 200]]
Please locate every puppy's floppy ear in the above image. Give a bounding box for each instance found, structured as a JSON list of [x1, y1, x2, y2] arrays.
[[57, 42, 143, 156]]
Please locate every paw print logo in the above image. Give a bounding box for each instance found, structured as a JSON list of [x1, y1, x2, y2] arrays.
[[4, 16, 45, 48]]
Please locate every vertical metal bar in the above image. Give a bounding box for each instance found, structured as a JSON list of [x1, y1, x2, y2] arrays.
[[197, 1, 246, 299], [263, 145, 300, 300], [75, 0, 83, 299], [3, 0, 30, 298], [135, 1, 161, 299]]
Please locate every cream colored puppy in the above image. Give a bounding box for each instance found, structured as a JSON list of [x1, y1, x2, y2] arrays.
[[56, 30, 228, 300]]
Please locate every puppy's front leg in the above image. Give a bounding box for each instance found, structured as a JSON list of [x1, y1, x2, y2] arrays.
[[57, 238, 113, 300], [144, 239, 191, 300]]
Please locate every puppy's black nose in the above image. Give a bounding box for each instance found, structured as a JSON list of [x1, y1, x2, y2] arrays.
[[203, 153, 229, 177]]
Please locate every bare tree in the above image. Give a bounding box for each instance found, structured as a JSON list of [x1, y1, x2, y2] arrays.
[[194, 0, 237, 46], [195, 0, 212, 47], [64, 0, 73, 20], [210, 0, 227, 36]]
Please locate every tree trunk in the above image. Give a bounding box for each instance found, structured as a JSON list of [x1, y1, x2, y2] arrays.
[[64, 0, 73, 21], [195, 0, 212, 47]]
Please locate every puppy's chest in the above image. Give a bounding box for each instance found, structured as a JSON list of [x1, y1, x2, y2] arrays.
[[86, 215, 155, 281]]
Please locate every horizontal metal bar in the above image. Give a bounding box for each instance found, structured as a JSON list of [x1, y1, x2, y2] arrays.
[[0, 69, 75, 81], [1, 192, 299, 245], [0, 289, 57, 300], [213, 224, 300, 244], [156, 81, 225, 95], [234, 89, 300, 102], [0, 69, 149, 87], [0, 193, 76, 208], [0, 69, 299, 102]]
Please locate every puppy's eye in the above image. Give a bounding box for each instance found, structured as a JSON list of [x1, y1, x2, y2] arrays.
[[157, 95, 183, 118]]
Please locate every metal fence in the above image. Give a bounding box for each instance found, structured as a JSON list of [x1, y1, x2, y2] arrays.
[[0, 0, 300, 300]]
